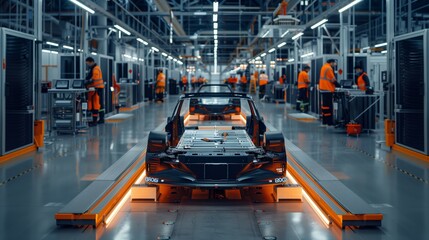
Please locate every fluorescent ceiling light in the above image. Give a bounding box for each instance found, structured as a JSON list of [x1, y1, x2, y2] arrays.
[[214, 35, 218, 40], [213, 22, 218, 29], [114, 24, 131, 35], [301, 52, 314, 58], [260, 53, 267, 57], [338, 0, 362, 13], [132, 56, 138, 60], [46, 41, 58, 47], [69, 0, 95, 14], [362, 46, 370, 50], [255, 56, 261, 60], [374, 42, 387, 47], [50, 51, 59, 55], [213, 14, 218, 22], [262, 30, 270, 38], [214, 29, 218, 35], [213, 1, 219, 12], [288, 58, 295, 62], [137, 38, 148, 45], [151, 47, 159, 52], [42, 49, 51, 53], [277, 42, 286, 48], [268, 48, 276, 53], [62, 45, 74, 50], [161, 52, 168, 57], [123, 54, 131, 58], [214, 39, 218, 44], [194, 11, 207, 15], [108, 27, 117, 32], [292, 32, 304, 40], [91, 52, 97, 55], [381, 50, 387, 54], [281, 30, 289, 38], [138, 58, 144, 62], [311, 19, 328, 29]]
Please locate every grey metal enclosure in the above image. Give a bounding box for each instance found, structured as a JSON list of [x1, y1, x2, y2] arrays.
[[394, 29, 429, 155], [0, 28, 35, 155]]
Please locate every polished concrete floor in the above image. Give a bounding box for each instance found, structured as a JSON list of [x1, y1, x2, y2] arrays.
[[0, 95, 428, 240]]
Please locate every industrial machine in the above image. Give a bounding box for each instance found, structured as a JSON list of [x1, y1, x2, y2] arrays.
[[145, 84, 287, 188], [0, 28, 35, 155], [117, 62, 143, 105], [48, 79, 87, 134]]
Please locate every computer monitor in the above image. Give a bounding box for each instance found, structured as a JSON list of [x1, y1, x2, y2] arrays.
[[55, 80, 69, 89], [340, 79, 354, 88], [72, 80, 84, 89]]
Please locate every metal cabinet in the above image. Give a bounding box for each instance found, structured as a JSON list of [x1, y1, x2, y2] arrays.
[[0, 28, 35, 155], [394, 30, 429, 155]]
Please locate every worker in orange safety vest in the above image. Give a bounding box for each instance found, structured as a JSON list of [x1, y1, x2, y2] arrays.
[[354, 65, 370, 91], [155, 69, 166, 102], [319, 59, 338, 126], [181, 75, 188, 92], [297, 65, 311, 113], [84, 57, 105, 126], [259, 71, 269, 99]]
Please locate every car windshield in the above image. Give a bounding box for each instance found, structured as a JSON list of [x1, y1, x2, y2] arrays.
[[197, 85, 232, 93]]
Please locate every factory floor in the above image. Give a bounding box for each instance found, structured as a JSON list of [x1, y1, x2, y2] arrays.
[[1, 95, 428, 240]]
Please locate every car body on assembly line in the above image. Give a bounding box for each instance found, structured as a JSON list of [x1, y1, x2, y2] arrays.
[[145, 84, 287, 188]]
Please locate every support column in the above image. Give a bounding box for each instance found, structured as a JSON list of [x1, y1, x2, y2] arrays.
[[96, 0, 107, 55], [34, 0, 43, 120], [386, 0, 395, 119]]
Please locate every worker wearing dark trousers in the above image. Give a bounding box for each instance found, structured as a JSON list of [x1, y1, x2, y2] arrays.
[[259, 71, 268, 99], [297, 65, 311, 113], [85, 57, 105, 127], [155, 69, 166, 102], [319, 59, 338, 126], [354, 65, 370, 91]]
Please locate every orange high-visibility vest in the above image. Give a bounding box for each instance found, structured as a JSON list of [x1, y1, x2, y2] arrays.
[[182, 76, 188, 84], [241, 75, 247, 84], [297, 71, 310, 89], [87, 65, 104, 88], [156, 72, 166, 87], [259, 74, 268, 86], [357, 72, 368, 91], [319, 63, 336, 92]]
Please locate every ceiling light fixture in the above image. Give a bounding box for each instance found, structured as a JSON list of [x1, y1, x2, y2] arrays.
[[311, 19, 328, 29], [114, 24, 131, 35], [62, 45, 74, 50], [338, 0, 362, 13], [69, 0, 95, 14], [46, 41, 59, 47], [151, 47, 159, 52], [374, 42, 387, 47], [292, 32, 304, 40], [213, 14, 218, 22], [213, 1, 219, 12], [277, 42, 287, 48], [281, 30, 290, 38], [137, 38, 149, 45], [268, 48, 276, 53]]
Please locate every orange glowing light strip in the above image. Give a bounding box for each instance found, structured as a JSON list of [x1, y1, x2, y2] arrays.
[[105, 169, 147, 227], [286, 171, 331, 227]]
